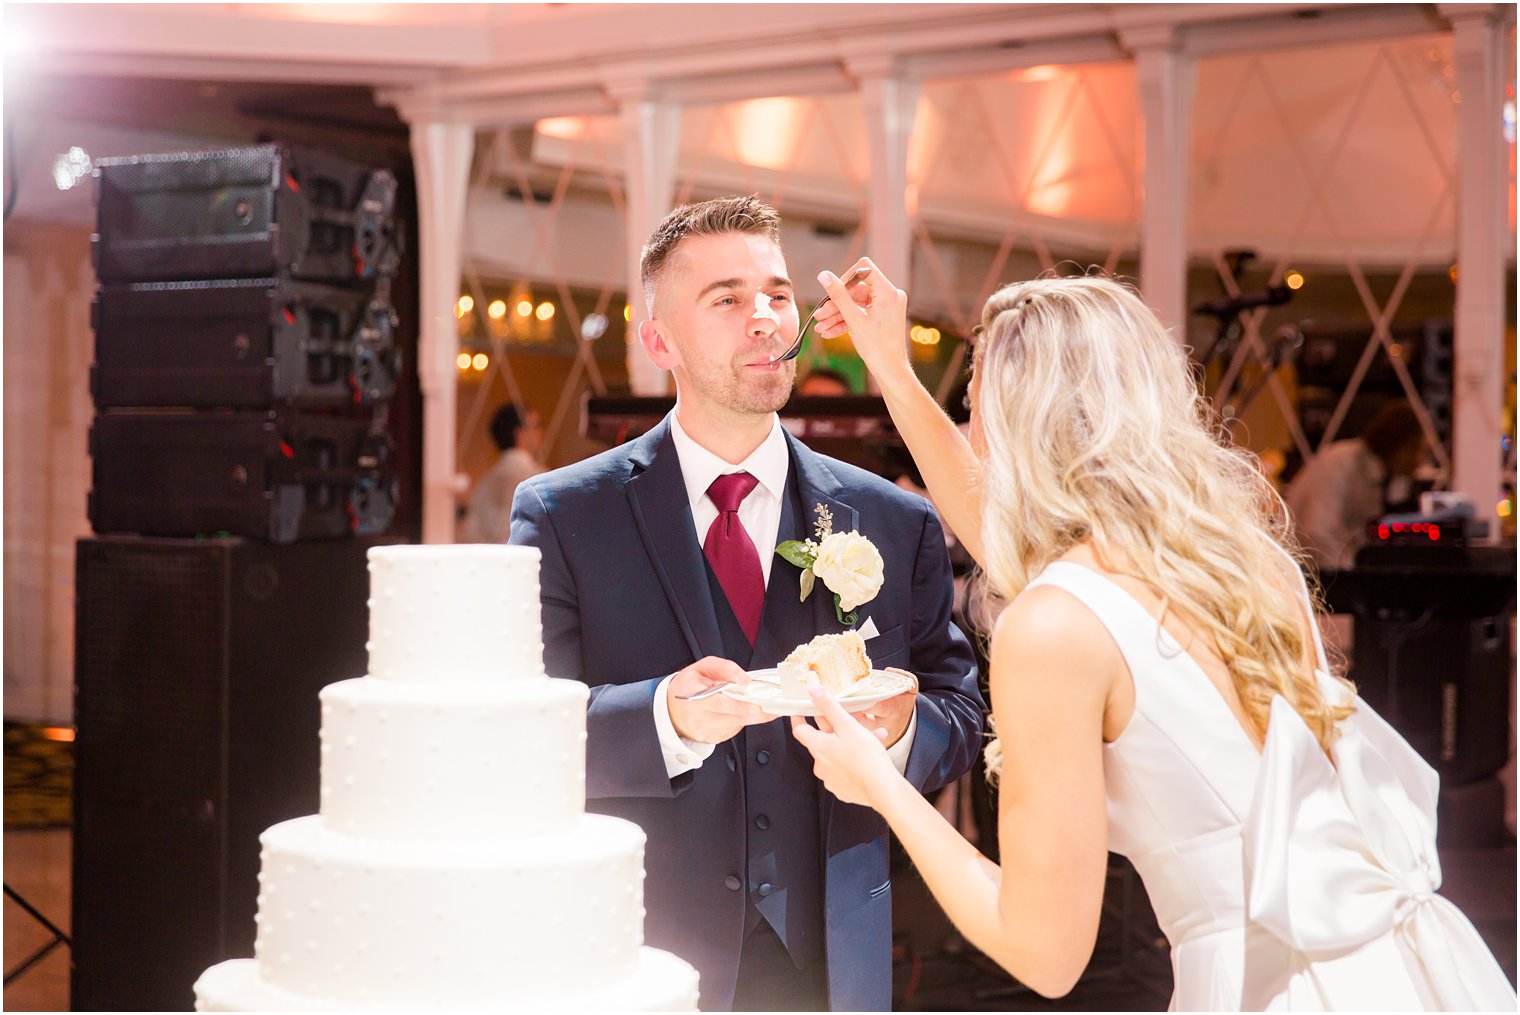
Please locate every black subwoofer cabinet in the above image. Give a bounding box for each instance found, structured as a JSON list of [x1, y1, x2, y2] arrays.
[[71, 535, 383, 1012]]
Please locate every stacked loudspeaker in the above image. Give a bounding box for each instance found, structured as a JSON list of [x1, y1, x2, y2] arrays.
[[89, 144, 402, 542], [74, 144, 406, 1011]]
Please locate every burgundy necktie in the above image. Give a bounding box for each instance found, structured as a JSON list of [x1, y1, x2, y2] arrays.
[[703, 472, 764, 645]]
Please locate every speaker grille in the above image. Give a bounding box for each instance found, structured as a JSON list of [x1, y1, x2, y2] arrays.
[[72, 536, 379, 1011], [74, 540, 231, 1011]]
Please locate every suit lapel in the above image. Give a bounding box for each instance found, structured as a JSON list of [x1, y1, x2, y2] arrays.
[[752, 434, 859, 667], [624, 417, 724, 661], [781, 436, 873, 850]]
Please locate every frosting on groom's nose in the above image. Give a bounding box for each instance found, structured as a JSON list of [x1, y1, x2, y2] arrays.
[[751, 291, 781, 326]]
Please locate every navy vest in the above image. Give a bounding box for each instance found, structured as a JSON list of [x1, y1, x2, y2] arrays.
[[701, 475, 824, 970]]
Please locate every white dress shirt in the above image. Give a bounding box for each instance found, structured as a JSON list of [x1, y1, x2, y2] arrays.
[[1284, 438, 1386, 571], [652, 411, 916, 778]]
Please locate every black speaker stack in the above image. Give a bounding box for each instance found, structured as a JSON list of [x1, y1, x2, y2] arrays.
[[88, 143, 403, 542], [72, 144, 406, 1011], [1324, 543, 1516, 848]]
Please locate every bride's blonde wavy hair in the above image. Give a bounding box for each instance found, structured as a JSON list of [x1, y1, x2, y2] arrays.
[[974, 274, 1353, 771]]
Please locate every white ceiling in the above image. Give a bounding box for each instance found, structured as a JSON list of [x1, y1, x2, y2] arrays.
[[4, 3, 1515, 265]]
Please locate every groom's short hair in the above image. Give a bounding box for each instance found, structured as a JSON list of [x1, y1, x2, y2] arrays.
[[640, 195, 782, 314]]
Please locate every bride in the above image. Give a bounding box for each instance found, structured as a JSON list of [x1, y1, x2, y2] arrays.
[[789, 261, 1516, 1010]]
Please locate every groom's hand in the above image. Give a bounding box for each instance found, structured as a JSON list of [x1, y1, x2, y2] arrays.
[[668, 657, 767, 745], [852, 668, 918, 747]]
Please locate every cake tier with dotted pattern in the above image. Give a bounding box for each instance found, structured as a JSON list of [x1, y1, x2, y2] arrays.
[[195, 939, 700, 1011], [319, 675, 586, 839], [366, 545, 545, 684], [239, 813, 648, 1006]]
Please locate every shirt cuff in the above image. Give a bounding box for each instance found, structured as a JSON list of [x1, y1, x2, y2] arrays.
[[885, 704, 918, 775], [653, 674, 716, 779]]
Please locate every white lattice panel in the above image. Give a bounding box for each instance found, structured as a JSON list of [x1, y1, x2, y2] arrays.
[[1191, 33, 1487, 480]]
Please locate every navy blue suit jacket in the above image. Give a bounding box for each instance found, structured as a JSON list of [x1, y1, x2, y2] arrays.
[[509, 415, 984, 1011]]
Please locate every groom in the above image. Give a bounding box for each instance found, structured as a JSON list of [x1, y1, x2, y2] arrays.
[[510, 196, 983, 1011]]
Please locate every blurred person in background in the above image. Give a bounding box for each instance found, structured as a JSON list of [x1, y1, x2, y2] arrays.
[[796, 366, 852, 396], [1284, 399, 1426, 571], [461, 403, 544, 543]]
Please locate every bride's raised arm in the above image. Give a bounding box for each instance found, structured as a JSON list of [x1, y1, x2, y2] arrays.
[[813, 263, 986, 566]]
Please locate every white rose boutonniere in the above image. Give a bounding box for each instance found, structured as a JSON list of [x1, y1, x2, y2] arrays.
[[774, 504, 885, 626]]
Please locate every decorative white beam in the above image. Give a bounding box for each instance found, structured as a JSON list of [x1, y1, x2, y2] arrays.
[[397, 4, 1430, 116], [1443, 3, 1511, 531], [904, 33, 1126, 82], [847, 53, 920, 288], [1123, 25, 1194, 335], [611, 81, 681, 396], [1177, 3, 1445, 57], [658, 63, 855, 107], [395, 89, 617, 130], [8, 4, 491, 73], [405, 115, 476, 544], [30, 51, 443, 87]]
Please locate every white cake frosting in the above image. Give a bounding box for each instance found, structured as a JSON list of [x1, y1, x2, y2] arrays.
[[194, 545, 700, 1011]]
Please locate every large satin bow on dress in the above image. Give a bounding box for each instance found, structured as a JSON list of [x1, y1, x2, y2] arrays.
[[1243, 691, 1516, 1010]]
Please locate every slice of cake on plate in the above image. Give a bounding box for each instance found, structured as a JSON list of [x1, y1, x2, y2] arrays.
[[779, 631, 872, 697]]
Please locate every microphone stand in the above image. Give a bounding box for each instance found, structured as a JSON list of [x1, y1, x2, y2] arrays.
[[1221, 324, 1305, 422], [1194, 284, 1294, 371]]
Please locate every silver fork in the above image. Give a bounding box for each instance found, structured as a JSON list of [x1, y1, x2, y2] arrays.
[[769, 266, 872, 364], [675, 682, 734, 701]]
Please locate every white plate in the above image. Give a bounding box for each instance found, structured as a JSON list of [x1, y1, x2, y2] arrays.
[[721, 668, 914, 717]]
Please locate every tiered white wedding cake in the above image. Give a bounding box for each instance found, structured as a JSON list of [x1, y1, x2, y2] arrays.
[[194, 545, 700, 1011]]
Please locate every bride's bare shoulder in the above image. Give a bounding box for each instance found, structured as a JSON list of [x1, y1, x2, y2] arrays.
[[989, 580, 1119, 693]]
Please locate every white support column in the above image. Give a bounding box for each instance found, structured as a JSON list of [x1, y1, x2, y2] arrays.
[[1444, 3, 1510, 531], [613, 84, 681, 396], [406, 115, 475, 543], [848, 54, 919, 287], [1124, 26, 1194, 336]]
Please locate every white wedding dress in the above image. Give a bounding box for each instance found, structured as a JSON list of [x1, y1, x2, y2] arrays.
[[1027, 561, 1516, 1011]]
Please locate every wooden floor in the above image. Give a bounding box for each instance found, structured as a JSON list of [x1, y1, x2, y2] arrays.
[[4, 828, 71, 1012]]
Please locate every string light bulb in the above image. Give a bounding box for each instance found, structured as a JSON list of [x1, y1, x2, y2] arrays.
[[456, 295, 474, 316], [487, 300, 507, 320], [517, 300, 534, 318], [472, 353, 489, 371], [456, 352, 472, 370], [536, 301, 556, 321]]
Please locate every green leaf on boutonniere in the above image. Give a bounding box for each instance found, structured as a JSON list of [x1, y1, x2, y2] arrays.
[[834, 593, 858, 627], [774, 540, 815, 570], [798, 567, 816, 602]]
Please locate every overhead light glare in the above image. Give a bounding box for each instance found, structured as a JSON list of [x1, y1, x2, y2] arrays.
[[1013, 64, 1060, 83], [52, 146, 92, 191], [581, 313, 608, 341]]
